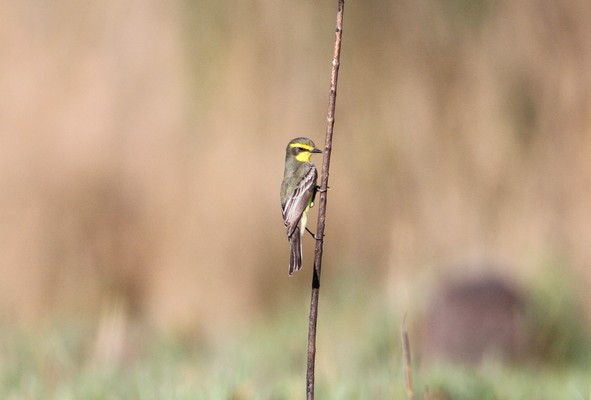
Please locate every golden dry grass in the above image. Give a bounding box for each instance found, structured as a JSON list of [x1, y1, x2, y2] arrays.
[[0, 0, 589, 338]]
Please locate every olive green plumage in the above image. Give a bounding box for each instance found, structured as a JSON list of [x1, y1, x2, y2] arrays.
[[280, 137, 322, 275]]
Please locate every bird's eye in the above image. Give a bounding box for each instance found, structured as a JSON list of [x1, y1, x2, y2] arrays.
[[299, 147, 307, 152]]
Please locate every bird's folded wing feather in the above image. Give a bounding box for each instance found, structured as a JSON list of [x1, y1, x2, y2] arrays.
[[282, 166, 317, 237]]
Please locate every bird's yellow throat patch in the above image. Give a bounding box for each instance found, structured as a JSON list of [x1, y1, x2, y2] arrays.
[[290, 142, 315, 162], [295, 151, 313, 162]]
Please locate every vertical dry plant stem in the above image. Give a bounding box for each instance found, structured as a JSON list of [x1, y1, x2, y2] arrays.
[[401, 316, 414, 400], [306, 1, 344, 399]]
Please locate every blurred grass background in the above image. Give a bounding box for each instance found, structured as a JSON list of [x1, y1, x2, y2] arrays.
[[1, 0, 590, 398]]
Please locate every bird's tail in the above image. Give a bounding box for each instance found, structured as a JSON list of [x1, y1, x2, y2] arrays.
[[289, 226, 303, 276]]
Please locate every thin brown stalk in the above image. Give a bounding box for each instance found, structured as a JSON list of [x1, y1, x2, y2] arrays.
[[401, 315, 414, 400], [306, 1, 345, 399]]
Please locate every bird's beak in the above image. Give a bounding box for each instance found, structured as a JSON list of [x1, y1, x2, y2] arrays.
[[312, 148, 322, 154]]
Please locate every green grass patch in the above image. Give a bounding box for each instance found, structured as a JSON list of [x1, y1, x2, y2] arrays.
[[0, 275, 589, 399]]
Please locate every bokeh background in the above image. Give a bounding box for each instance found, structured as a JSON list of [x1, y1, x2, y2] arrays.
[[1, 0, 591, 397]]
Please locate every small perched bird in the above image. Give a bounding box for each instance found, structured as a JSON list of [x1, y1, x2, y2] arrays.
[[280, 137, 322, 275]]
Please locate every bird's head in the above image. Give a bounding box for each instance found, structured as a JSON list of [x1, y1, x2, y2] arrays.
[[286, 137, 322, 163]]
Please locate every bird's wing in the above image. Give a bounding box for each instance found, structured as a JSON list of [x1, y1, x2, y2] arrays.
[[282, 165, 317, 238]]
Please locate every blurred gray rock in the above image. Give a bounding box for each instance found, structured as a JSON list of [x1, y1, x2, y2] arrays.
[[421, 275, 527, 365]]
